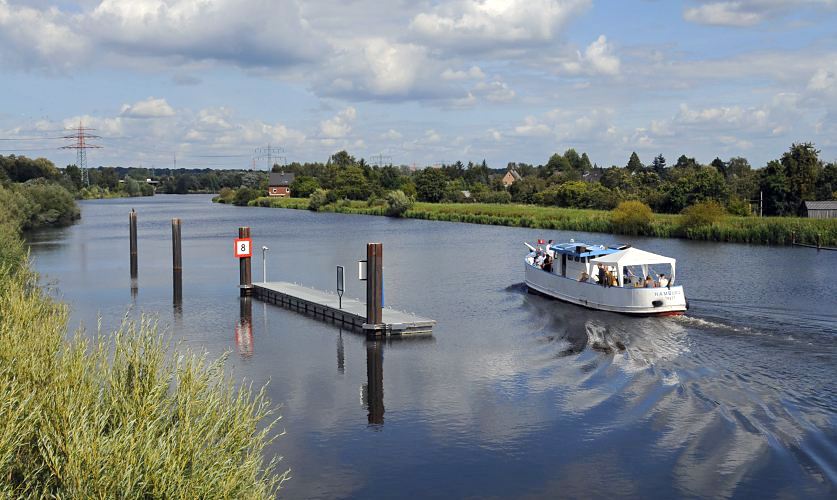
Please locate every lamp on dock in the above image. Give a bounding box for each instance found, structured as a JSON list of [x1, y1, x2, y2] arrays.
[[261, 246, 269, 283]]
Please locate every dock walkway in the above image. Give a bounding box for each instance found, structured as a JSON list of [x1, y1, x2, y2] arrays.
[[253, 281, 435, 335]]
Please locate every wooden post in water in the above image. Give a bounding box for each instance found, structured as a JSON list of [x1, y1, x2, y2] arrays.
[[817, 233, 821, 251], [172, 218, 182, 304], [365, 243, 383, 332], [129, 209, 138, 279], [239, 227, 252, 297]]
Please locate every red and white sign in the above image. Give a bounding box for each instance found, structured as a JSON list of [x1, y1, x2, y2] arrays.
[[234, 238, 252, 258]]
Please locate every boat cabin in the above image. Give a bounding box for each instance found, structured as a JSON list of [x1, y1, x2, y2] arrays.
[[536, 241, 676, 288]]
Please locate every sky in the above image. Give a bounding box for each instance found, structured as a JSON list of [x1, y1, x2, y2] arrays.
[[0, 0, 835, 171]]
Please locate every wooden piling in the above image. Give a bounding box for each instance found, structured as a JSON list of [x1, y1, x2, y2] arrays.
[[366, 242, 383, 328], [366, 340, 384, 425], [239, 227, 252, 297], [172, 218, 182, 304], [129, 210, 138, 279]]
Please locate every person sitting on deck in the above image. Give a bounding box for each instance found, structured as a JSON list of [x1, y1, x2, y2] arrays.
[[542, 255, 553, 273], [579, 271, 589, 282], [535, 251, 545, 267], [644, 275, 654, 288], [657, 273, 669, 288]]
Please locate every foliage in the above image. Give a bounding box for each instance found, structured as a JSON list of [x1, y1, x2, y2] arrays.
[[290, 175, 320, 198], [611, 200, 653, 236], [233, 187, 260, 206], [4, 181, 80, 229], [0, 155, 61, 182], [726, 196, 752, 216], [308, 189, 329, 211], [334, 166, 371, 200], [385, 190, 413, 217], [474, 190, 512, 204], [679, 200, 727, 230], [414, 168, 448, 202]]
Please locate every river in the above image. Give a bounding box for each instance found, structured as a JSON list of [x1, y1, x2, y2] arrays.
[[26, 194, 836, 499]]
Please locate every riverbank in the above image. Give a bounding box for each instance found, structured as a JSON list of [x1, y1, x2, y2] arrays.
[[240, 196, 837, 247], [0, 187, 285, 497]]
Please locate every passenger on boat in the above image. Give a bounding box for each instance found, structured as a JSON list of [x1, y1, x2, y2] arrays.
[[579, 271, 589, 282], [644, 276, 654, 288], [597, 264, 609, 288], [657, 273, 669, 288], [546, 240, 554, 258], [542, 255, 553, 273], [535, 251, 545, 267]]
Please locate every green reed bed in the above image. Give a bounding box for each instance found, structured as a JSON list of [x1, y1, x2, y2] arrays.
[[240, 196, 836, 247], [1, 189, 287, 497]]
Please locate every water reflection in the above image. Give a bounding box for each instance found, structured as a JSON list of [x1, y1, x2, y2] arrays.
[[337, 331, 345, 374], [363, 340, 384, 427], [236, 297, 254, 358]]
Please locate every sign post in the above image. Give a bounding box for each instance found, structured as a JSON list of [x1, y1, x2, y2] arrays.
[[236, 228, 252, 297], [336, 265, 344, 309]]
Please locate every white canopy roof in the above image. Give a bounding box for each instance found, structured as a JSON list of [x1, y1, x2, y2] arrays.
[[590, 247, 675, 267]]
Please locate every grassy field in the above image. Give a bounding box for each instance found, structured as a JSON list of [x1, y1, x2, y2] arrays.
[[246, 196, 837, 247], [1, 185, 287, 497]]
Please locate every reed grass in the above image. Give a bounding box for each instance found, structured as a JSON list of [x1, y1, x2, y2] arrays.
[[1, 187, 288, 497], [238, 196, 836, 247]]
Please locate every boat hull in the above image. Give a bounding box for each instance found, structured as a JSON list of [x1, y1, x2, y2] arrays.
[[524, 262, 687, 316]]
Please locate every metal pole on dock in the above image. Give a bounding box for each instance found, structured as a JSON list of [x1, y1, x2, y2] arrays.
[[366, 243, 383, 328], [129, 209, 138, 279], [239, 227, 252, 297], [172, 218, 182, 304], [262, 245, 269, 283]]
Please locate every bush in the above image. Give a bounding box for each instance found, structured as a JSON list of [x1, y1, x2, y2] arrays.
[[385, 190, 413, 217], [680, 201, 727, 229], [233, 187, 260, 206], [308, 189, 329, 211], [726, 197, 752, 216], [16, 181, 80, 229], [611, 200, 653, 235], [290, 176, 320, 198], [475, 190, 512, 204]]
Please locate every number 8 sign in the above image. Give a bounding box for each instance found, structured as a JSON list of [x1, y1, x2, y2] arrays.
[[234, 238, 252, 258]]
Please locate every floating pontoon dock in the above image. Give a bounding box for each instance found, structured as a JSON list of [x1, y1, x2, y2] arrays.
[[253, 281, 435, 336]]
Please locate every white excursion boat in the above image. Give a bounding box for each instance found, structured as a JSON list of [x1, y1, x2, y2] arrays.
[[524, 240, 687, 316]]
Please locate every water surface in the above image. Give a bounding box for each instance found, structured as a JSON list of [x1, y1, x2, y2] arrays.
[[27, 195, 837, 499]]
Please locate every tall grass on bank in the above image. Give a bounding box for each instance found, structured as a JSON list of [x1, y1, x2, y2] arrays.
[[234, 196, 837, 247], [1, 188, 287, 497]]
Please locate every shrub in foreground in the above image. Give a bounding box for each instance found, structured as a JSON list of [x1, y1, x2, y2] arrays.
[[679, 200, 727, 230], [610, 200, 653, 235], [385, 190, 413, 217], [308, 189, 329, 211]]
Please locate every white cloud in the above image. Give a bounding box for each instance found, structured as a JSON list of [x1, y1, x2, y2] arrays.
[[683, 1, 837, 27], [381, 129, 403, 140], [320, 107, 357, 139], [121, 97, 175, 118], [441, 66, 485, 81], [0, 0, 88, 71], [807, 68, 836, 92], [410, 0, 590, 49], [683, 2, 764, 26], [473, 80, 516, 102], [561, 35, 620, 76], [88, 0, 324, 66]]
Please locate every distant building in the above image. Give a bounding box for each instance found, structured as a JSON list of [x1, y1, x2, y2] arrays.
[[502, 169, 522, 187], [804, 201, 837, 219], [268, 172, 295, 197], [145, 178, 160, 186]]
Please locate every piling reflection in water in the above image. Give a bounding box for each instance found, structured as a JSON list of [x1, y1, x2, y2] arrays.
[[363, 340, 384, 427], [236, 297, 254, 358], [337, 330, 345, 374], [130, 278, 138, 302]]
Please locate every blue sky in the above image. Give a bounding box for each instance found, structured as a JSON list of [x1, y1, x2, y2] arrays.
[[1, 0, 835, 170]]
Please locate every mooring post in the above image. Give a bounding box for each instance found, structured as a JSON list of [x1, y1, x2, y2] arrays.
[[817, 233, 821, 251], [366, 243, 383, 333], [129, 209, 138, 279], [239, 227, 252, 297], [791, 231, 796, 245], [172, 218, 182, 304]]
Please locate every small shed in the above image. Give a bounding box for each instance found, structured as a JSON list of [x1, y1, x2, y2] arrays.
[[268, 172, 295, 197], [804, 201, 837, 219]]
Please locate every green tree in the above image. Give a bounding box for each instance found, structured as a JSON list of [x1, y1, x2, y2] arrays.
[[626, 152, 644, 173], [780, 142, 822, 214], [385, 190, 413, 217], [710, 157, 727, 178], [759, 160, 789, 216], [651, 154, 666, 175], [290, 176, 320, 198], [816, 162, 837, 200], [124, 178, 141, 197], [379, 165, 403, 190], [330, 150, 356, 169], [334, 166, 371, 200], [64, 165, 83, 190], [414, 168, 448, 202], [98, 167, 119, 190]]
